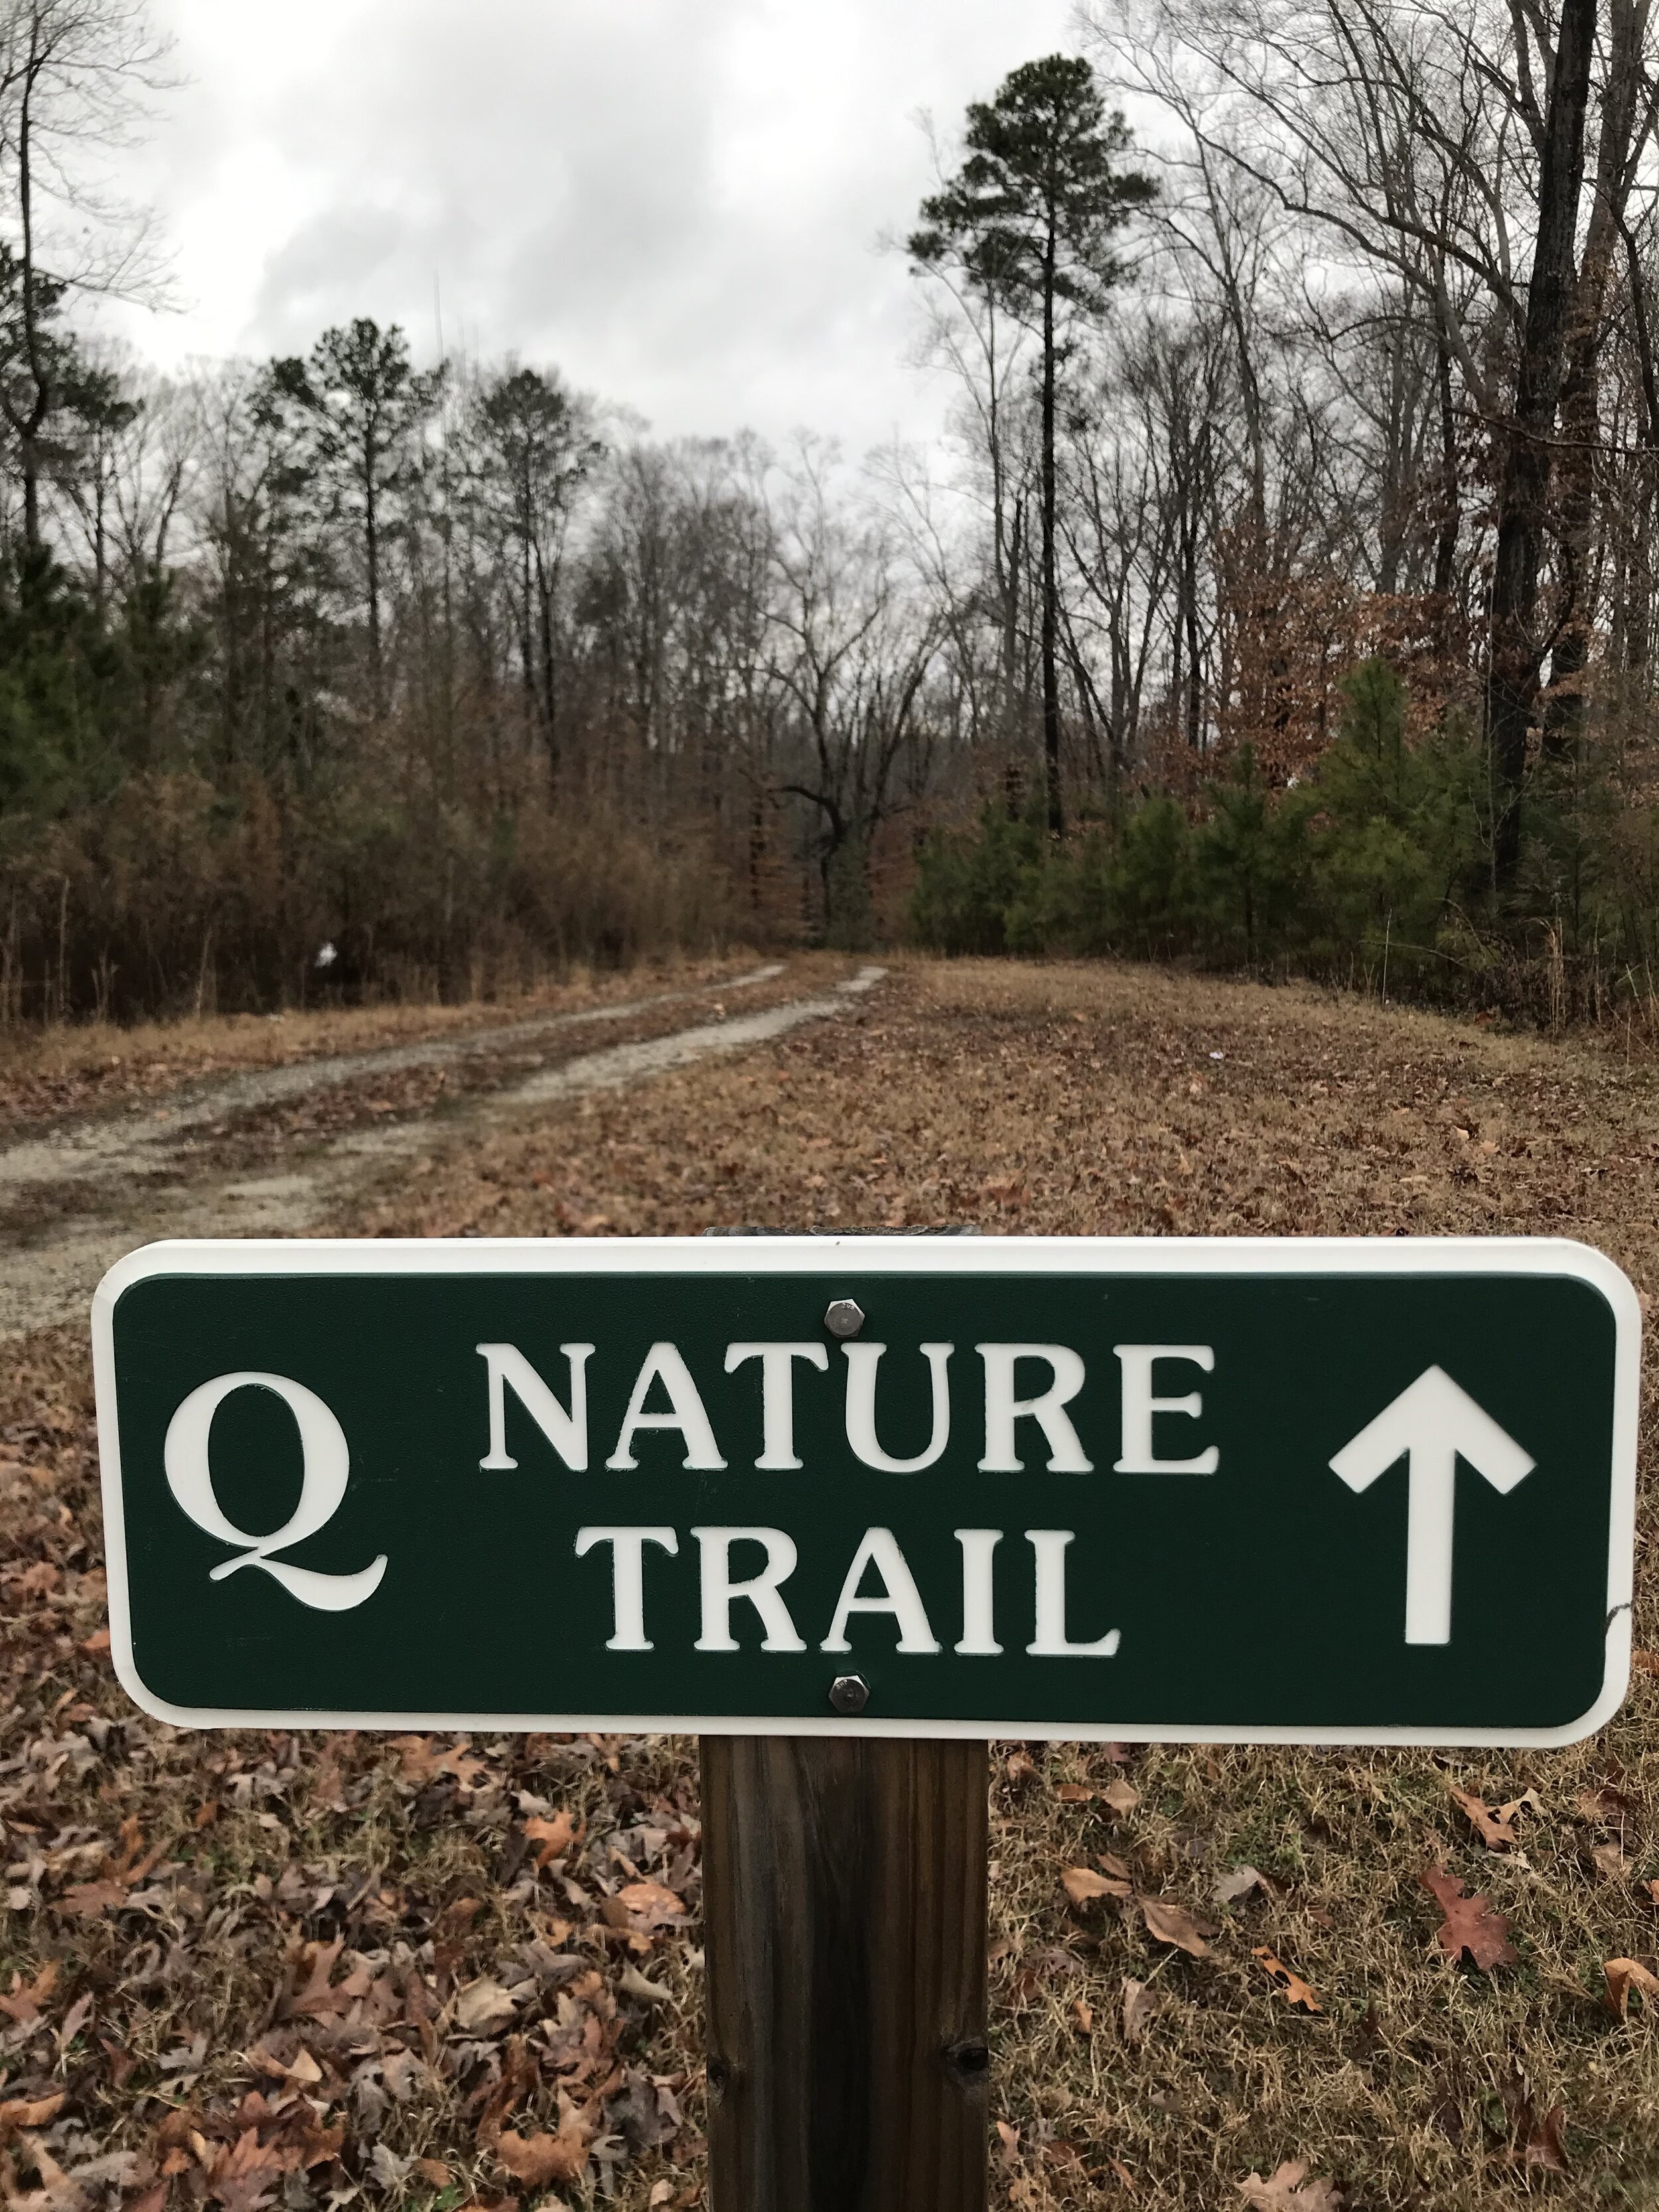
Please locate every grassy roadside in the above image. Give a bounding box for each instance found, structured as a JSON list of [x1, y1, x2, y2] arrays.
[[2, 955, 1656, 2211]]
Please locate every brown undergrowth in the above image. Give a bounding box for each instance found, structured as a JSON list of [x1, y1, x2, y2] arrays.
[[4, 956, 1659, 2209]]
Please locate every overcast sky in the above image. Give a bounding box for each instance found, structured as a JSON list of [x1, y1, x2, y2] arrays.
[[103, 0, 1079, 455]]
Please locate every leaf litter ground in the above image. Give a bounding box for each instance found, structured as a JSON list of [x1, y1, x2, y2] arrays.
[[6, 954, 1659, 2210]]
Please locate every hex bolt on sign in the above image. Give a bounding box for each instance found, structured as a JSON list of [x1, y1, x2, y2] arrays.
[[824, 1298, 865, 1339], [829, 1673, 871, 1714]]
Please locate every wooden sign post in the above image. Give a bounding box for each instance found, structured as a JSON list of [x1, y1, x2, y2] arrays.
[[92, 1234, 1640, 2212], [702, 1736, 988, 2212], [698, 1233, 990, 2212]]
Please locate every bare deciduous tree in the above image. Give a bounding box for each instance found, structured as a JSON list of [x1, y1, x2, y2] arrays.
[[0, 0, 173, 553]]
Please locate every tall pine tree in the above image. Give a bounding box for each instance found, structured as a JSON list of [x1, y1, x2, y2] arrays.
[[911, 56, 1152, 836], [272, 321, 439, 723]]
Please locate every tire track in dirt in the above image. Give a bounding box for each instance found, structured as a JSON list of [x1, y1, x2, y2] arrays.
[[0, 964, 884, 1343], [0, 962, 788, 1199]]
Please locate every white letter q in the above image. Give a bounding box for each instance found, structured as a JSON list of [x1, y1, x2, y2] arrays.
[[163, 1372, 388, 1611]]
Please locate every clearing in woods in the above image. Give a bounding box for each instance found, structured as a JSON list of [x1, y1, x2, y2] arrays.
[[2, 954, 1656, 2210]]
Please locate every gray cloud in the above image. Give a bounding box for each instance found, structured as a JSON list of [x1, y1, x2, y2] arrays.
[[111, 0, 1076, 452]]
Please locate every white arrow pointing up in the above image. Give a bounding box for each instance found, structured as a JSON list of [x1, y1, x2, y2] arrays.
[[1329, 1366, 1535, 1646]]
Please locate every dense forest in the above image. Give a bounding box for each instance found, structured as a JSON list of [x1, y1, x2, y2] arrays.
[[2, 0, 1658, 1020]]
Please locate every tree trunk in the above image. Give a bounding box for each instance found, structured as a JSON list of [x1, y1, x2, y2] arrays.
[[17, 66, 48, 563], [1040, 223, 1063, 840], [535, 542, 558, 784], [365, 430, 383, 722], [1542, 0, 1653, 765], [520, 520, 536, 747], [1004, 495, 1025, 766], [1433, 323, 1461, 621], [1376, 322, 1409, 597], [1485, 0, 1595, 886], [1181, 500, 1202, 751]]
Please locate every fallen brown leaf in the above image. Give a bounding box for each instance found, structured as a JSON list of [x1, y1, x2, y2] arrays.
[[453, 1978, 519, 2035], [1499, 2071, 1569, 2172], [1591, 1841, 1628, 1882], [613, 1879, 685, 1928], [1419, 1864, 1516, 1971], [1446, 1783, 1537, 1852], [54, 1880, 125, 1919], [206, 2127, 294, 2212], [1252, 1947, 1324, 2013], [295, 2121, 344, 2172], [310, 1745, 348, 1814], [14, 2148, 151, 2212], [440, 1743, 488, 1788], [1576, 1784, 1636, 1823], [386, 1735, 487, 1789], [522, 1809, 578, 1868], [1136, 1895, 1212, 1957], [1101, 1777, 1140, 1817], [1605, 1957, 1659, 2018], [433, 1895, 482, 1968], [108, 1816, 159, 1889], [1214, 1864, 1267, 1905], [1121, 1978, 1157, 2044], [0, 2093, 65, 2132], [54, 1991, 92, 2053], [0, 1964, 60, 2026], [495, 2112, 589, 2189], [285, 1940, 372, 2022], [1062, 1865, 1129, 1906], [386, 1733, 434, 1781], [618, 1963, 672, 2004], [1238, 2160, 1342, 2209]]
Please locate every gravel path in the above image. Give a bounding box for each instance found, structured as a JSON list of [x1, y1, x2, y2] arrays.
[[0, 962, 883, 1341]]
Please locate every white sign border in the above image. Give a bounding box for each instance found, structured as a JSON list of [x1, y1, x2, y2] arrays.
[[92, 1233, 1640, 1747]]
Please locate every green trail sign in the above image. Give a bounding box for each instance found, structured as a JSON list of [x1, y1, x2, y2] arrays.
[[92, 1235, 1640, 1746]]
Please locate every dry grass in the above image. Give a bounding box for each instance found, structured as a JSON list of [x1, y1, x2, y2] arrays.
[[5, 954, 1659, 2211]]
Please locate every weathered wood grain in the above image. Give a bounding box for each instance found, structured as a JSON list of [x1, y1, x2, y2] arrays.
[[700, 1734, 989, 2212]]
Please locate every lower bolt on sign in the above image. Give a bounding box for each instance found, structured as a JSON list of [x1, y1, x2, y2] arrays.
[[92, 1235, 1639, 1746]]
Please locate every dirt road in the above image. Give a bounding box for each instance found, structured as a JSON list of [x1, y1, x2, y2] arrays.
[[0, 959, 883, 1339]]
